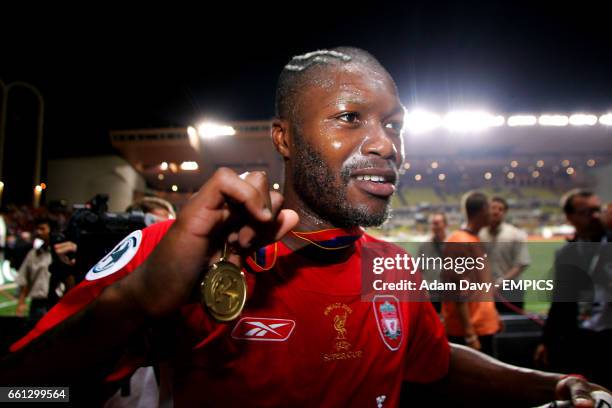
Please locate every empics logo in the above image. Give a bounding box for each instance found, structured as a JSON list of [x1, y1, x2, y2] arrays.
[[231, 317, 296, 342]]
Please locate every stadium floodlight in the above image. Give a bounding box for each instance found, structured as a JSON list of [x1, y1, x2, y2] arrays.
[[507, 115, 537, 127], [187, 126, 198, 138], [180, 161, 199, 171], [442, 111, 504, 132], [197, 122, 236, 139], [600, 113, 612, 126], [404, 110, 441, 133], [538, 115, 569, 126], [569, 114, 597, 126], [491, 115, 505, 127]]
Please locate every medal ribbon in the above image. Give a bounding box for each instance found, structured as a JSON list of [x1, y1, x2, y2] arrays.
[[290, 227, 364, 250], [245, 227, 363, 272]]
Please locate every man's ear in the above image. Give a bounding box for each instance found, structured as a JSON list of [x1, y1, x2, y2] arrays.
[[272, 118, 291, 160]]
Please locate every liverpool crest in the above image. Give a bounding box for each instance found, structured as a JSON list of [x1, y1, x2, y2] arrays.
[[372, 295, 403, 351]]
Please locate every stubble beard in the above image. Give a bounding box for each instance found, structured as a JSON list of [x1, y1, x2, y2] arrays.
[[291, 130, 391, 228]]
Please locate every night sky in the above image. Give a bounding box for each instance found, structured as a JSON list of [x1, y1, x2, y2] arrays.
[[1, 2, 611, 203]]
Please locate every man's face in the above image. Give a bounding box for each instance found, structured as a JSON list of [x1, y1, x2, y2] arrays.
[[567, 195, 604, 238], [35, 223, 51, 244], [430, 214, 446, 238], [289, 63, 404, 228], [489, 201, 507, 226]]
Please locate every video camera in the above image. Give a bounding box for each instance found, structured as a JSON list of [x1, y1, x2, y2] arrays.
[[50, 194, 153, 286]]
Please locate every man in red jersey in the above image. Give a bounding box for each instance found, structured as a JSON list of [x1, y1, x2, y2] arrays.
[[1, 47, 608, 407]]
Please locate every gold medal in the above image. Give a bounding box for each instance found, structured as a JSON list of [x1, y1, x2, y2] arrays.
[[201, 244, 247, 322]]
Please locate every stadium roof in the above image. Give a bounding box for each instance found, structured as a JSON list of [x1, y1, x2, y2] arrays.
[[110, 116, 611, 192], [110, 121, 283, 193]]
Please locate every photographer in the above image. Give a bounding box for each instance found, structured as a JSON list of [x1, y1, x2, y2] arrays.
[[126, 196, 176, 223], [15, 218, 55, 326]]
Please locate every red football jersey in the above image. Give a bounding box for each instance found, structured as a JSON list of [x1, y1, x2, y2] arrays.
[[12, 220, 450, 407]]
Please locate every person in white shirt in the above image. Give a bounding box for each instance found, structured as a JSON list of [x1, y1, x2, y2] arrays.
[[15, 218, 53, 325], [479, 196, 531, 313]]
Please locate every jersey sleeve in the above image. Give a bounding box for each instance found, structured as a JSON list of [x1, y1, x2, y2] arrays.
[[10, 219, 175, 353], [403, 300, 450, 383]]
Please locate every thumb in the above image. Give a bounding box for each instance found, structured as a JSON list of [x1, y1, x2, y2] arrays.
[[272, 209, 300, 241]]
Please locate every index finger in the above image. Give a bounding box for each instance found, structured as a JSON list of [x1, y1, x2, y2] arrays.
[[242, 171, 273, 214], [184, 168, 274, 226]]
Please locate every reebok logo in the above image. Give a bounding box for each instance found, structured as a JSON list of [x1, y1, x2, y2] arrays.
[[231, 317, 296, 342]]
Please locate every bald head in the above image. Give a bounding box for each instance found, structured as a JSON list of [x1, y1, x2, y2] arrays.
[[274, 47, 395, 125]]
